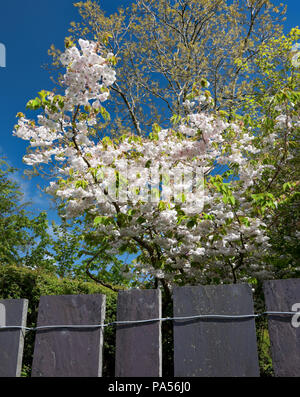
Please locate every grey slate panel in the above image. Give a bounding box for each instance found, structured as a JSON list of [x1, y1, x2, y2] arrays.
[[31, 294, 105, 377], [115, 289, 162, 377], [173, 283, 260, 377], [0, 299, 28, 377], [263, 278, 300, 377]]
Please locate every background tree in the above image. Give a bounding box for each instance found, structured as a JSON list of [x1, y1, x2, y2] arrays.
[[0, 158, 55, 271], [14, 33, 299, 292], [50, 212, 142, 288], [48, 0, 287, 135], [0, 157, 135, 288], [242, 27, 300, 279], [41, 0, 299, 287]]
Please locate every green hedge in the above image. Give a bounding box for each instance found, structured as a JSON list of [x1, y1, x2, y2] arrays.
[[0, 265, 117, 377]]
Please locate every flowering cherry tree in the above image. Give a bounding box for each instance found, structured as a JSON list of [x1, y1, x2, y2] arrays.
[[14, 38, 299, 292]]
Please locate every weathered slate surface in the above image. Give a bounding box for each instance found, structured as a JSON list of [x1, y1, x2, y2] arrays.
[[173, 283, 260, 377], [0, 299, 28, 377], [31, 294, 106, 377], [115, 289, 162, 377], [263, 278, 300, 377]]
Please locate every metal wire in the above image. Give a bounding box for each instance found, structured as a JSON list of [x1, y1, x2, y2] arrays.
[[0, 310, 297, 332]]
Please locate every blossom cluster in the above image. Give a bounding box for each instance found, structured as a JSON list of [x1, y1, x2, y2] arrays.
[[13, 38, 284, 285], [60, 39, 116, 107]]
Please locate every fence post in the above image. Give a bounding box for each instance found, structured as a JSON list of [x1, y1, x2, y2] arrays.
[[31, 294, 106, 377], [115, 289, 162, 377], [173, 283, 260, 377], [0, 299, 28, 377], [263, 278, 300, 377]]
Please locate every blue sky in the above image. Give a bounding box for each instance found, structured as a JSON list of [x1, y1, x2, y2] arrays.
[[0, 0, 299, 221], [0, 0, 132, 219]]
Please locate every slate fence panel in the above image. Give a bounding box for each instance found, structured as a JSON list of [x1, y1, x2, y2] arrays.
[[0, 279, 299, 377], [0, 299, 28, 377], [173, 283, 260, 377], [263, 278, 300, 377], [115, 288, 162, 377], [31, 294, 106, 377]]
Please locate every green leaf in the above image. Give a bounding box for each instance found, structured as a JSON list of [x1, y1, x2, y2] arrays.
[[228, 195, 236, 206], [145, 159, 152, 168], [75, 180, 88, 189], [177, 215, 187, 225], [94, 216, 114, 226], [26, 97, 42, 110], [152, 123, 161, 134], [136, 216, 146, 224], [158, 201, 167, 211]]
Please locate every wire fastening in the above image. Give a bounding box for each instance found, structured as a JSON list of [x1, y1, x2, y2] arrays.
[[0, 310, 297, 332]]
